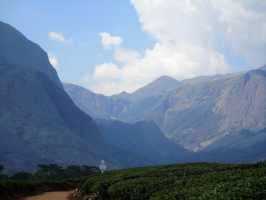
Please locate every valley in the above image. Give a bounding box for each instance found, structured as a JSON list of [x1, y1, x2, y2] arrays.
[[0, 2, 266, 197]]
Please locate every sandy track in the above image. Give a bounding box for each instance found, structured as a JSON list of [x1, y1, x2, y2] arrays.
[[23, 191, 73, 200]]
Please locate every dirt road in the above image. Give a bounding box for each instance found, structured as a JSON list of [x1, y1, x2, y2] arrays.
[[23, 191, 73, 200]]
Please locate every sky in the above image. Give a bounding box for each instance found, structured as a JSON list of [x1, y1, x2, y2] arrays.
[[0, 0, 266, 95]]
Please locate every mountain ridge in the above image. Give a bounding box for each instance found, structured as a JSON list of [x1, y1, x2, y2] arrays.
[[65, 64, 266, 157], [0, 21, 111, 171]]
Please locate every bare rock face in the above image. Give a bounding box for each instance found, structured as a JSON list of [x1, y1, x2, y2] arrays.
[[0, 21, 110, 171], [64, 83, 130, 120], [66, 67, 266, 153], [215, 69, 266, 132], [0, 21, 62, 87], [163, 70, 266, 151], [0, 22, 189, 171]]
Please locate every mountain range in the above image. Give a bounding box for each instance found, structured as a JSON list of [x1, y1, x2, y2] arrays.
[[1, 20, 266, 171], [65, 66, 266, 160], [0, 21, 114, 171], [96, 119, 190, 165], [0, 21, 189, 171]]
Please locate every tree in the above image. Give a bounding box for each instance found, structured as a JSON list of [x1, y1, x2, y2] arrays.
[[0, 165, 8, 180], [65, 165, 82, 178], [11, 172, 32, 181], [98, 183, 110, 200], [35, 164, 65, 180]]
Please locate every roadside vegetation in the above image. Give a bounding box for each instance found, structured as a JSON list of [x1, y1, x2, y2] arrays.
[[0, 164, 99, 200]]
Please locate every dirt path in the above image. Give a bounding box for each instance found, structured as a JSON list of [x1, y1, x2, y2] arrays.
[[23, 191, 74, 200]]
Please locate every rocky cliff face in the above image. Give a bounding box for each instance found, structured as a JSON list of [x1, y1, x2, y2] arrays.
[[66, 67, 266, 153], [64, 83, 129, 120], [155, 68, 266, 151], [0, 21, 189, 171], [0, 21, 109, 171], [0, 21, 61, 87]]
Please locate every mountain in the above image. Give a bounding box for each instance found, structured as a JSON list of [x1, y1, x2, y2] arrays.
[[66, 66, 266, 160], [64, 76, 180, 122], [127, 76, 180, 102], [154, 68, 266, 151], [0, 22, 61, 87], [64, 83, 129, 120], [64, 77, 179, 122], [198, 128, 266, 162], [96, 119, 190, 165], [0, 21, 190, 171], [0, 21, 111, 171]]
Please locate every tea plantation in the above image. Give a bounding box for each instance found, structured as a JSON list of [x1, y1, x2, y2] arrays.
[[79, 162, 266, 200]]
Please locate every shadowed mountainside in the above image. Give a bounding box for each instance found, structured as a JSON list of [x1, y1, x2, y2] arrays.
[[65, 67, 266, 160], [0, 21, 111, 171]]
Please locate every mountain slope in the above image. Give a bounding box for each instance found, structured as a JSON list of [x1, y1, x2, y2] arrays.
[[64, 76, 180, 123], [199, 128, 266, 162], [0, 21, 61, 87], [64, 83, 129, 120], [0, 21, 110, 171], [128, 76, 180, 102], [154, 68, 266, 151], [66, 66, 266, 158], [97, 119, 190, 165]]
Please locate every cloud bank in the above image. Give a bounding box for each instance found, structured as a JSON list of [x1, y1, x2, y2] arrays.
[[86, 0, 266, 95]]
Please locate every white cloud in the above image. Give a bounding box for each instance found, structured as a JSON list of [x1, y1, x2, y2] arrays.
[[48, 55, 59, 69], [85, 0, 266, 95], [100, 32, 123, 48], [87, 44, 228, 95], [48, 32, 66, 43], [114, 48, 141, 64], [93, 63, 121, 81], [131, 0, 266, 66]]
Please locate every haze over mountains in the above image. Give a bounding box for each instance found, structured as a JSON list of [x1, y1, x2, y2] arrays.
[[65, 65, 266, 160], [0, 21, 114, 171], [97, 119, 190, 165], [1, 21, 266, 172], [0, 21, 189, 171]]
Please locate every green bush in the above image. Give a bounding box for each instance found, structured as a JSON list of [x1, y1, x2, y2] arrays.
[[0, 164, 100, 200], [80, 162, 266, 200]]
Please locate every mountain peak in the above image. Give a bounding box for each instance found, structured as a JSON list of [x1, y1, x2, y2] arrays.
[[260, 65, 266, 71], [130, 75, 179, 101], [154, 75, 178, 83], [0, 21, 61, 87]]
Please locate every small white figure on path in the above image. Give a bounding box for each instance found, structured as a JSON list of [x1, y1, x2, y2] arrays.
[[99, 160, 107, 174]]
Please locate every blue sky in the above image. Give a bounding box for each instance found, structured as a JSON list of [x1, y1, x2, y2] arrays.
[[0, 1, 265, 95], [0, 0, 153, 83]]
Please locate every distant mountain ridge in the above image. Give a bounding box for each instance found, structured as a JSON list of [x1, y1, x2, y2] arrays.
[[97, 119, 190, 165], [1, 20, 266, 169], [65, 65, 266, 160], [0, 21, 190, 171]]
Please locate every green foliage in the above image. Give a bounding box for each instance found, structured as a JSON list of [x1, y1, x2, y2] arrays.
[[0, 165, 8, 180], [0, 164, 100, 200], [0, 165, 3, 173], [35, 164, 65, 180], [80, 162, 266, 200], [11, 172, 33, 181]]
